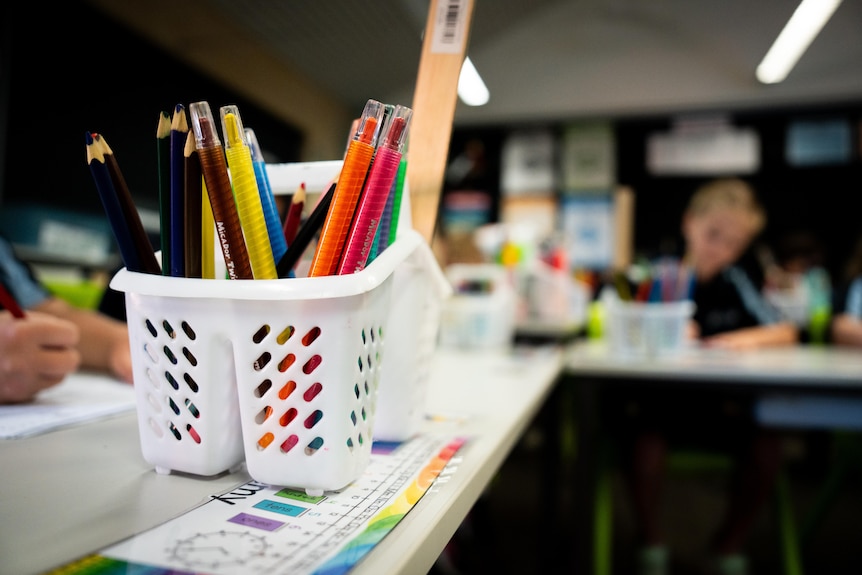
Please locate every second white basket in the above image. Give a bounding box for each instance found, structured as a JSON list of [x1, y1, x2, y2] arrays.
[[372, 237, 451, 441]]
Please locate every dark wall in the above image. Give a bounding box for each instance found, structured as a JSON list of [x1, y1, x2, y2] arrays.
[[1, 1, 302, 218], [451, 103, 862, 284]]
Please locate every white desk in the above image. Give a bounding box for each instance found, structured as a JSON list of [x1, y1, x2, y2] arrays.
[[0, 345, 563, 575], [566, 340, 862, 390]]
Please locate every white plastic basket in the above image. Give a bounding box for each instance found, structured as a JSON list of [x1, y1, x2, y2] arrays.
[[372, 239, 451, 441], [111, 230, 426, 494], [605, 298, 695, 358]]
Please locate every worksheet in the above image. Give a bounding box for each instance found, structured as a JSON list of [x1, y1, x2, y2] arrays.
[[58, 433, 467, 575], [0, 372, 135, 439]]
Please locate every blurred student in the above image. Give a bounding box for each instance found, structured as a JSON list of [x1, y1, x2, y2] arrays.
[[829, 235, 862, 346], [0, 234, 132, 404], [615, 178, 798, 575]]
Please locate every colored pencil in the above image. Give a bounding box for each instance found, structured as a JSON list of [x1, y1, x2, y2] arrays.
[[156, 110, 171, 274], [201, 180, 216, 279], [93, 134, 161, 275], [183, 130, 202, 278], [282, 182, 306, 247], [169, 103, 188, 277], [86, 132, 146, 274], [308, 99, 385, 277], [0, 283, 26, 318], [276, 182, 335, 278], [386, 156, 409, 247], [188, 100, 253, 280]]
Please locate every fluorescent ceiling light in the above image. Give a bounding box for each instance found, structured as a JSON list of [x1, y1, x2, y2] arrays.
[[458, 56, 490, 106], [756, 0, 842, 84]]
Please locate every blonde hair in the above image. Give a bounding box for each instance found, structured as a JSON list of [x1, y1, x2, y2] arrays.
[[685, 178, 766, 235]]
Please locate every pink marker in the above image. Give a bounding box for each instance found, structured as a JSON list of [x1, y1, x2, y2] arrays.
[[336, 105, 412, 275]]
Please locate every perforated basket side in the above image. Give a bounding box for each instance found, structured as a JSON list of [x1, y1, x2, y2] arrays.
[[231, 278, 393, 492], [125, 294, 244, 476]]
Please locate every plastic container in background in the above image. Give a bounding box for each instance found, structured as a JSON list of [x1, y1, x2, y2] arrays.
[[438, 264, 518, 349], [605, 297, 695, 358], [110, 230, 426, 495], [372, 238, 451, 441]]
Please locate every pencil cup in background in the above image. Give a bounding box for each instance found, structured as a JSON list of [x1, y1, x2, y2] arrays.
[[110, 228, 426, 494], [603, 294, 695, 358], [438, 264, 519, 349]]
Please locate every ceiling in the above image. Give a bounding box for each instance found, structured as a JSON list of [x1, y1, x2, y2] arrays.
[[89, 0, 862, 130]]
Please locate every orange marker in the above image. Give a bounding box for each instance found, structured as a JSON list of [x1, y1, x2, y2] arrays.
[[307, 99, 385, 277]]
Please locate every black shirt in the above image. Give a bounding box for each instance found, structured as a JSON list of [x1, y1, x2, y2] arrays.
[[693, 266, 782, 338]]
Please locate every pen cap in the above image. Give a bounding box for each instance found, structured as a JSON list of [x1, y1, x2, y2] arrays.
[[379, 105, 412, 153], [245, 127, 265, 163], [189, 101, 222, 148], [354, 99, 386, 146], [220, 104, 248, 150]]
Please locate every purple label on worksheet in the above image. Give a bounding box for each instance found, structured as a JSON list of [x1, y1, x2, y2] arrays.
[[228, 512, 284, 531]]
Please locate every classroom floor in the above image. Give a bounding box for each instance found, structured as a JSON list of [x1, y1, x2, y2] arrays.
[[430, 419, 862, 575]]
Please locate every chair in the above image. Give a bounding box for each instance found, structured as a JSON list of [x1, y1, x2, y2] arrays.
[[591, 439, 803, 575]]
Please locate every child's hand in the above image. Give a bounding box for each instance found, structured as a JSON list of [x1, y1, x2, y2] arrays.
[[701, 331, 761, 351], [0, 311, 82, 403]]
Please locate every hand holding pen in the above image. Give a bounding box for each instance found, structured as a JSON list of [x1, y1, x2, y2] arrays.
[[0, 309, 81, 404]]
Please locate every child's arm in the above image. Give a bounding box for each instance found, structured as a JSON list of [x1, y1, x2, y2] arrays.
[[701, 321, 799, 350], [32, 297, 132, 384]]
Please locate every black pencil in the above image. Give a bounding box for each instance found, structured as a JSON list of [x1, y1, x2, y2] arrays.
[[276, 182, 336, 278], [94, 134, 161, 275]]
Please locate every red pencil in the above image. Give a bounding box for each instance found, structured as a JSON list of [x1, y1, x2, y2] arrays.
[[0, 284, 25, 318], [282, 182, 306, 247]]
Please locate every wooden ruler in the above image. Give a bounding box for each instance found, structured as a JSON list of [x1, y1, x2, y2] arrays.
[[407, 0, 475, 244]]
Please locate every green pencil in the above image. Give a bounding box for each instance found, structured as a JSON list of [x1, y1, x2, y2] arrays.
[[156, 110, 172, 274]]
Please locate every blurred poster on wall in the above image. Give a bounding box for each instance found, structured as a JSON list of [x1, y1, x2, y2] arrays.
[[500, 195, 558, 241], [561, 121, 615, 191], [560, 194, 614, 269], [500, 129, 557, 196]]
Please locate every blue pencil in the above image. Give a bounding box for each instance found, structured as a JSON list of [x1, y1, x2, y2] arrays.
[[245, 127, 287, 262]]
